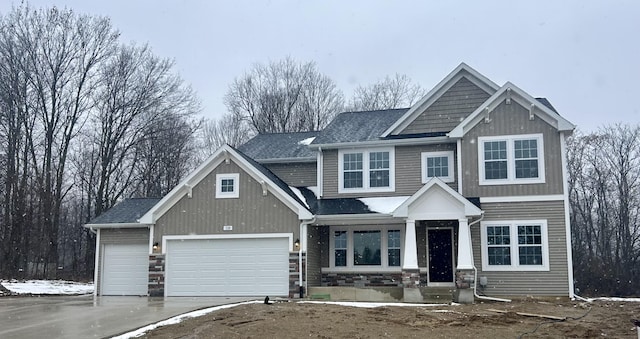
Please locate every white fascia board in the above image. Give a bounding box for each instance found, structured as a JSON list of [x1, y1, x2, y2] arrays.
[[382, 63, 500, 137], [309, 136, 451, 150], [225, 147, 314, 220], [449, 82, 576, 138], [138, 146, 230, 224], [83, 223, 151, 229], [253, 157, 316, 164]]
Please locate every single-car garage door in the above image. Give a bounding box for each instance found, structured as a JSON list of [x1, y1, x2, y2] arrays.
[[101, 243, 149, 295], [165, 237, 289, 297]]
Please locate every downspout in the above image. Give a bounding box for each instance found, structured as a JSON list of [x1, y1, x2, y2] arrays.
[[92, 228, 100, 297], [468, 215, 511, 303], [299, 217, 316, 298]]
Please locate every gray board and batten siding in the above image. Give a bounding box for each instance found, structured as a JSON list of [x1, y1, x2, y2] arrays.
[[321, 143, 457, 199], [460, 100, 565, 198], [96, 227, 149, 295], [472, 200, 570, 296], [400, 77, 492, 135], [154, 160, 301, 245]]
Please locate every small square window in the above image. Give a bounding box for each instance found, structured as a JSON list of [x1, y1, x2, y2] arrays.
[[216, 173, 239, 198]]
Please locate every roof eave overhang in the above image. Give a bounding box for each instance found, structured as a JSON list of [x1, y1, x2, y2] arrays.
[[309, 136, 451, 150], [448, 82, 576, 138], [314, 213, 398, 225], [83, 222, 151, 229]]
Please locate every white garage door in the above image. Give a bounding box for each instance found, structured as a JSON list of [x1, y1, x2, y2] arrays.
[[166, 237, 289, 297], [101, 243, 149, 296]]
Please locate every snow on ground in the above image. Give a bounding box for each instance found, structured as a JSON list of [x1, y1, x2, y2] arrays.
[[582, 296, 640, 302], [298, 301, 458, 308], [1, 279, 94, 295], [112, 300, 262, 339]]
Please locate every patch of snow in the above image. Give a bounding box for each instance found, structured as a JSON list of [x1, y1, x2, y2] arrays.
[[584, 297, 640, 302], [357, 196, 409, 214], [289, 186, 308, 208], [298, 137, 316, 145], [2, 279, 94, 295], [298, 301, 455, 308], [306, 186, 319, 198], [112, 300, 261, 339]]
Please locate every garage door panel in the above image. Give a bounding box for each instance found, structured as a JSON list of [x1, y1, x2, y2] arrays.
[[102, 244, 148, 296], [166, 237, 289, 297]]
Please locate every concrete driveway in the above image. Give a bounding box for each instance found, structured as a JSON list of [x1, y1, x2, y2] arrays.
[[0, 295, 254, 338]]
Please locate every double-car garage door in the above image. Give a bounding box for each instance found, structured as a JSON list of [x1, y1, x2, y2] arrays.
[[165, 237, 289, 297]]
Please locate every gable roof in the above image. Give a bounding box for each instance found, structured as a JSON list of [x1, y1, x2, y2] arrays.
[[382, 63, 500, 137], [138, 144, 313, 224], [238, 131, 319, 163], [85, 198, 161, 227], [310, 108, 408, 146], [448, 82, 575, 138], [393, 178, 483, 218]]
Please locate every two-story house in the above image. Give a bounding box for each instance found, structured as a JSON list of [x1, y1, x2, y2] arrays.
[[86, 63, 575, 303]]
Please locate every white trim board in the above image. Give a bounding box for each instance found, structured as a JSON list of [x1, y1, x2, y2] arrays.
[[162, 233, 294, 254], [479, 195, 564, 203]]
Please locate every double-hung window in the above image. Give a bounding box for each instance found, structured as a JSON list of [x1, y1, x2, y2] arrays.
[[480, 220, 549, 271], [329, 227, 402, 270], [478, 134, 544, 185], [338, 148, 395, 193], [421, 151, 454, 183]]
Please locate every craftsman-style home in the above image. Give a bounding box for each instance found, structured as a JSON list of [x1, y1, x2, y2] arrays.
[[86, 63, 575, 303]]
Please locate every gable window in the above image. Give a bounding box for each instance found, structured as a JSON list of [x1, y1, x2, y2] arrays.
[[216, 173, 239, 198], [329, 226, 402, 270], [338, 148, 395, 193], [478, 134, 545, 185], [480, 220, 549, 271], [421, 151, 454, 183]]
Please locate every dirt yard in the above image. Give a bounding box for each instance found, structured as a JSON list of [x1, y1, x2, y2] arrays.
[[138, 299, 640, 338]]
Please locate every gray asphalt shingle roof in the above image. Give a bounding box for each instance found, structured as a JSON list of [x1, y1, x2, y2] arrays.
[[311, 108, 409, 145], [87, 198, 161, 224], [238, 131, 319, 161]]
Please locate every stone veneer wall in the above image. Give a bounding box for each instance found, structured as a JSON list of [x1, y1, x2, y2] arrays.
[[321, 272, 405, 287], [148, 254, 165, 297], [289, 252, 306, 298]]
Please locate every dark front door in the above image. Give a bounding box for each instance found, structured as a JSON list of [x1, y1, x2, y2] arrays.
[[427, 228, 454, 284]]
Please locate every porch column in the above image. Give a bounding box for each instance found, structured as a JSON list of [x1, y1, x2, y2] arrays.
[[455, 218, 475, 303], [402, 219, 418, 269], [402, 219, 422, 302], [456, 218, 473, 270]]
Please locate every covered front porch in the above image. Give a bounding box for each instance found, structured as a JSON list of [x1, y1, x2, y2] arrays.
[[306, 179, 483, 303]]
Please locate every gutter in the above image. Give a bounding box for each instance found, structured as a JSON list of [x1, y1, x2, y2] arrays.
[[468, 214, 511, 303], [299, 217, 316, 298], [309, 136, 451, 150]]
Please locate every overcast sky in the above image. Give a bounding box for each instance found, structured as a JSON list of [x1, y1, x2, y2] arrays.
[[2, 1, 639, 132]]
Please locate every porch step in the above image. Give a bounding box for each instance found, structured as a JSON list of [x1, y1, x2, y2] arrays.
[[419, 287, 454, 303]]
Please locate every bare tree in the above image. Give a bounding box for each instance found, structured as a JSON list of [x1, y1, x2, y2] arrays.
[[224, 57, 343, 133], [568, 125, 640, 296], [349, 73, 425, 111], [199, 112, 252, 157]]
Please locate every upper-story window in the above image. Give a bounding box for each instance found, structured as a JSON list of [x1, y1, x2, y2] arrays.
[[478, 134, 545, 185], [421, 151, 454, 183], [338, 147, 395, 193], [216, 173, 239, 198]]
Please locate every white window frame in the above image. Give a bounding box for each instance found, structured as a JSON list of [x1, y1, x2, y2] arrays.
[[327, 225, 403, 272], [338, 147, 395, 193], [480, 220, 549, 272], [478, 134, 545, 185], [421, 151, 454, 183], [215, 173, 239, 199]]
